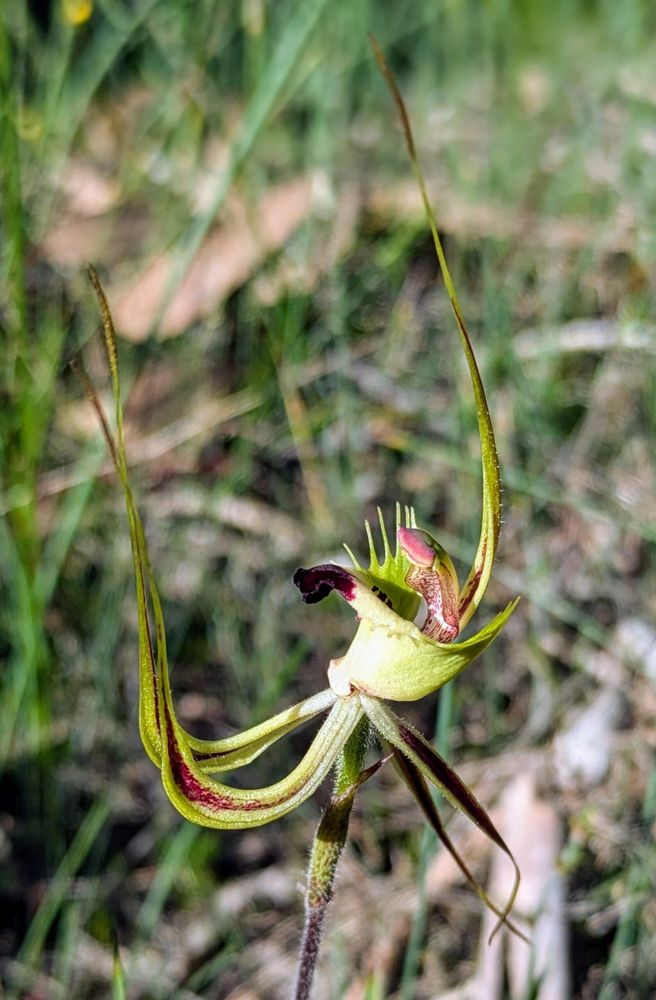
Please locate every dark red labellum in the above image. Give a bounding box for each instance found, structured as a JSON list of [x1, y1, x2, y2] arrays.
[[293, 565, 357, 604]]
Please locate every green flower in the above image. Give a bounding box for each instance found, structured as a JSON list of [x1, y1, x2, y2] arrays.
[[79, 259, 521, 942], [78, 45, 527, 989], [295, 519, 516, 703]]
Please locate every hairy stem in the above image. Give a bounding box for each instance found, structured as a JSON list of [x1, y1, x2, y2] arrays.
[[292, 716, 370, 1000]]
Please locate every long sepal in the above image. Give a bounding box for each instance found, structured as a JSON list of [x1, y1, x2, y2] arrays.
[[370, 38, 501, 629], [189, 689, 337, 774], [360, 695, 520, 940], [72, 314, 162, 766], [158, 689, 364, 829], [81, 272, 335, 778], [392, 749, 528, 942]]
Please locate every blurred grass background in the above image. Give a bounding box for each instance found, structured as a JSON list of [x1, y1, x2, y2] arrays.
[[1, 0, 655, 997]]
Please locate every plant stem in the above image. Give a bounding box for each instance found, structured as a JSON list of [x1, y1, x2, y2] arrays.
[[293, 715, 370, 1000]]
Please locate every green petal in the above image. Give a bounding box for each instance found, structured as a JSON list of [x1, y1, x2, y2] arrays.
[[371, 40, 502, 629], [158, 691, 363, 829], [188, 689, 337, 774], [361, 695, 521, 939]]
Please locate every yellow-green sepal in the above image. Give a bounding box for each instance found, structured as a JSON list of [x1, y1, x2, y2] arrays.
[[75, 270, 164, 768], [157, 686, 363, 830], [187, 689, 337, 774], [370, 41, 502, 630]]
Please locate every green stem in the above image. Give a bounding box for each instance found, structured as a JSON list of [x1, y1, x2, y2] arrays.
[[293, 715, 370, 1000]]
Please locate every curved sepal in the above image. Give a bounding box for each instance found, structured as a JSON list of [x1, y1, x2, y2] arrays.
[[158, 688, 363, 829], [371, 39, 502, 629], [361, 695, 520, 939], [73, 271, 163, 766], [189, 689, 337, 774], [392, 749, 527, 941]]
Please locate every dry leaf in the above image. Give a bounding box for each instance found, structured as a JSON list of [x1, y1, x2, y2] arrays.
[[111, 176, 314, 341], [40, 209, 148, 267], [473, 774, 568, 1000], [367, 180, 634, 253]]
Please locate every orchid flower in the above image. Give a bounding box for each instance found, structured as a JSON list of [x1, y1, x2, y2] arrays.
[[77, 42, 526, 1000]]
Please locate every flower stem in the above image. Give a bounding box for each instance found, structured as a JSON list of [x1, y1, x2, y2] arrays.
[[292, 715, 370, 1000]]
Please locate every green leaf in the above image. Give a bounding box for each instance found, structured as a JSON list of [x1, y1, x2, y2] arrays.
[[111, 933, 127, 1000]]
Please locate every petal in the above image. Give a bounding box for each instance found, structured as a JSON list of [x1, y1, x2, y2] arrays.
[[370, 40, 502, 629], [188, 688, 337, 774], [158, 691, 364, 829], [361, 695, 520, 940], [328, 599, 518, 702], [392, 749, 528, 941]]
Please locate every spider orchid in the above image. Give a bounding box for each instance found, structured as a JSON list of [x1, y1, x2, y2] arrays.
[[77, 42, 526, 1000]]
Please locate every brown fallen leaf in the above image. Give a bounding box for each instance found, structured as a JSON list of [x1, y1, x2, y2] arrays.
[[367, 180, 635, 254], [57, 160, 122, 217], [473, 773, 568, 1000], [253, 179, 361, 305], [111, 176, 314, 341], [40, 208, 149, 268]]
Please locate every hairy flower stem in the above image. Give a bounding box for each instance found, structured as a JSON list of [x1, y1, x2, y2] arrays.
[[293, 716, 370, 1000]]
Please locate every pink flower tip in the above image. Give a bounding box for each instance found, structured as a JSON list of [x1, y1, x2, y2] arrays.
[[397, 527, 436, 567]]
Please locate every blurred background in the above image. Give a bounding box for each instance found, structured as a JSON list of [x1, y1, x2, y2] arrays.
[[1, 1, 655, 997]]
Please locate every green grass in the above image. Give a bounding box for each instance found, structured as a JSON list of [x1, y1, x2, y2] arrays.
[[1, 1, 655, 997]]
